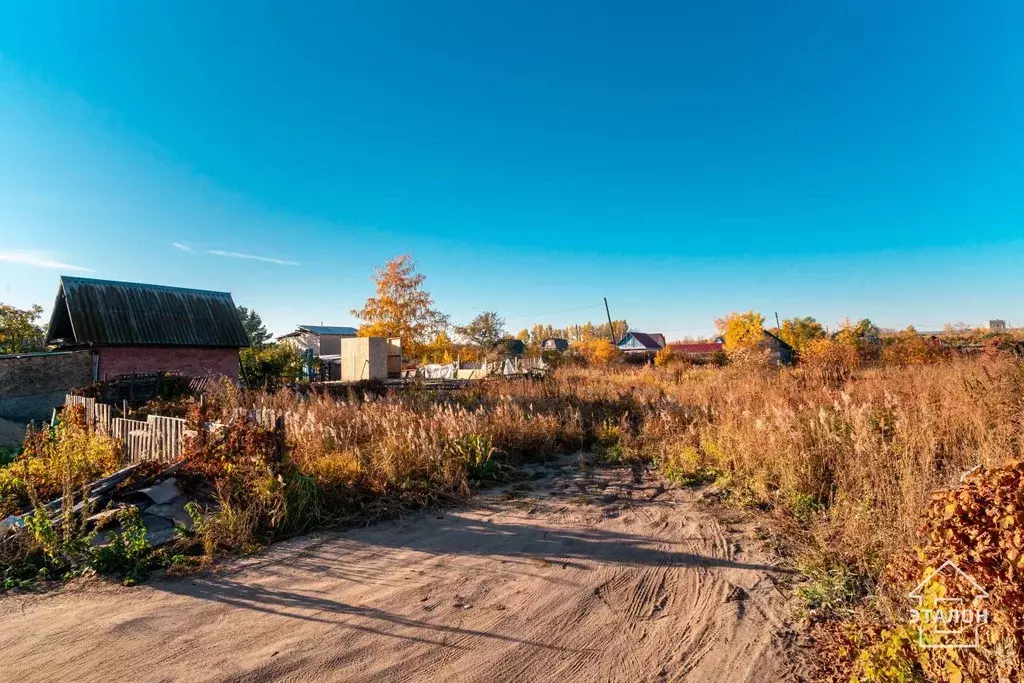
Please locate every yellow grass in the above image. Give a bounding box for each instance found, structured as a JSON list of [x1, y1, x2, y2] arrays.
[[198, 356, 1023, 582]]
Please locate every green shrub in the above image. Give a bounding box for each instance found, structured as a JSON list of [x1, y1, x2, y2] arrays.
[[239, 343, 304, 391], [91, 507, 153, 586]]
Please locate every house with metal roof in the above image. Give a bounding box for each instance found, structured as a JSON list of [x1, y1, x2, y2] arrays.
[[45, 276, 249, 381], [277, 324, 358, 357], [668, 341, 726, 359], [616, 332, 666, 358]]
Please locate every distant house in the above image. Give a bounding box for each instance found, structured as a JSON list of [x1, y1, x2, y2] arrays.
[[277, 325, 358, 357], [45, 276, 249, 381], [670, 333, 792, 365], [990, 320, 1008, 332], [497, 338, 526, 356], [668, 341, 725, 360], [616, 332, 665, 358], [541, 337, 569, 352], [762, 330, 794, 365]]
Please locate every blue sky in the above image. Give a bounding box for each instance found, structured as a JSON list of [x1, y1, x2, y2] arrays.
[[1, 1, 1022, 338]]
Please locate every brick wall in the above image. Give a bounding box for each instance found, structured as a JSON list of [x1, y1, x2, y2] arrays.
[[97, 347, 239, 381], [0, 351, 95, 421]]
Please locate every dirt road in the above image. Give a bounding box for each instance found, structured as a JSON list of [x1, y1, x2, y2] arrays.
[[0, 457, 804, 682]]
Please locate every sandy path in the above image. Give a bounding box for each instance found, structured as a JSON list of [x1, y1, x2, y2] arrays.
[[0, 457, 804, 682]]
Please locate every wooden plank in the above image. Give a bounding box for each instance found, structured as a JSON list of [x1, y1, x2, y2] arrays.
[[127, 428, 149, 463], [95, 402, 113, 436], [84, 397, 96, 431], [147, 415, 187, 462], [113, 418, 151, 462]]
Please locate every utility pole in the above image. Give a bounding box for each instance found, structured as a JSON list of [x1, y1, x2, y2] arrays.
[[604, 297, 617, 343]]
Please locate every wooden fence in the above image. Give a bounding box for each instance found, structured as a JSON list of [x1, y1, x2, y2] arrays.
[[107, 415, 188, 463], [64, 395, 238, 464]]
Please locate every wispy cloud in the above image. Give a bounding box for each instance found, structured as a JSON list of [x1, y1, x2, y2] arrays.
[[207, 249, 300, 266], [171, 242, 195, 253], [0, 249, 94, 273]]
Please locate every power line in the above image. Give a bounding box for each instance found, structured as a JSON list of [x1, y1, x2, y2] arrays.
[[656, 326, 719, 334], [503, 304, 605, 321]]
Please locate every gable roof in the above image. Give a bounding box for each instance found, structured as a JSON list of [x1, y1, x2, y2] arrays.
[[763, 329, 794, 350], [46, 276, 250, 348], [297, 325, 358, 336], [541, 337, 569, 350], [617, 332, 665, 351]]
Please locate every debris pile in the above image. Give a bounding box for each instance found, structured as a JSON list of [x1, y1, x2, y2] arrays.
[[2, 463, 206, 547]]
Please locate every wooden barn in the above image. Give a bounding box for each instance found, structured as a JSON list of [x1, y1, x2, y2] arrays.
[[45, 276, 249, 381]]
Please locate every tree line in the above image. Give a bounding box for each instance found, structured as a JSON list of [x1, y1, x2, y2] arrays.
[[3, 258, 1018, 382]]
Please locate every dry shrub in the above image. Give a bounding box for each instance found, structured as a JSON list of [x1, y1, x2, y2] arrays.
[[858, 459, 1024, 681], [575, 338, 622, 366], [0, 405, 118, 515], [802, 337, 860, 385], [653, 346, 675, 366], [180, 401, 289, 554], [881, 330, 950, 366], [188, 377, 618, 531], [726, 346, 775, 372]]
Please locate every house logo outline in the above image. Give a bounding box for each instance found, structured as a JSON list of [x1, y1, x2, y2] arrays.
[[907, 559, 989, 650]]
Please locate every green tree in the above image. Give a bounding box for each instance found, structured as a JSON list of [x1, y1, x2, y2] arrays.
[[778, 316, 826, 352], [0, 303, 47, 354], [236, 306, 272, 348], [455, 311, 507, 355]]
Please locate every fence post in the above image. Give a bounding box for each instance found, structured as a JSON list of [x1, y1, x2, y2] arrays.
[[274, 414, 286, 463]]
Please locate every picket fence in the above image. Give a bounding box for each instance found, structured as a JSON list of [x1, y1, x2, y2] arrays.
[[64, 395, 282, 464]]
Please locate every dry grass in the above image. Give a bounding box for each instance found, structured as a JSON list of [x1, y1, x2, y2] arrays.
[[550, 360, 1022, 577], [7, 355, 1022, 676], [196, 379, 606, 524], [192, 357, 1023, 583]]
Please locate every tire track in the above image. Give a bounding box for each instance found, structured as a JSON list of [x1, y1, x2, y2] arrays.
[[0, 456, 805, 682]]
